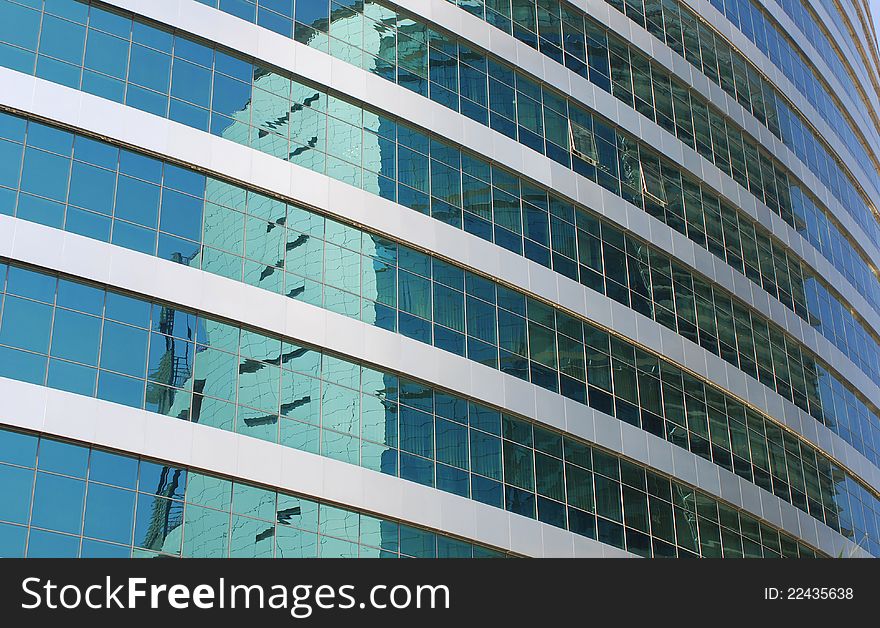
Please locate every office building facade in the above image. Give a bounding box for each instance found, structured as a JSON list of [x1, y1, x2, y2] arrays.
[[0, 0, 878, 557]]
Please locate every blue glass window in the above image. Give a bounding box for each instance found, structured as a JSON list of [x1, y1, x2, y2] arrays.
[[0, 464, 34, 524], [50, 309, 102, 365], [170, 59, 212, 107], [295, 0, 330, 30], [38, 438, 89, 477], [56, 278, 104, 315], [31, 472, 85, 534], [0, 345, 46, 384], [68, 161, 116, 214], [470, 430, 502, 479], [0, 1, 41, 51], [20, 148, 70, 201], [105, 291, 151, 327], [81, 539, 129, 557], [0, 296, 52, 353], [99, 321, 148, 377], [128, 44, 172, 93], [115, 175, 161, 228], [0, 139, 23, 189], [47, 358, 95, 396], [159, 189, 204, 241], [0, 430, 38, 467], [212, 73, 252, 117], [97, 371, 145, 407], [84, 30, 129, 79], [38, 14, 86, 65], [134, 494, 182, 554], [89, 449, 138, 489], [83, 483, 135, 544], [26, 529, 79, 557]]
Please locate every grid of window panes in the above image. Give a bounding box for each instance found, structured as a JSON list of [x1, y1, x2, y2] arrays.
[[812, 0, 874, 84], [0, 261, 876, 555], [183, 0, 880, 309], [440, 0, 880, 308], [6, 4, 880, 355], [0, 418, 831, 560], [442, 0, 879, 248], [0, 427, 510, 558], [4, 3, 880, 403], [599, 0, 880, 210], [771, 0, 870, 110], [2, 111, 880, 469], [2, 0, 878, 328]]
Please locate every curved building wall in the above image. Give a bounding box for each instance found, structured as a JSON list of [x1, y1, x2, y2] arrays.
[[0, 0, 877, 558]]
